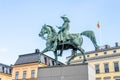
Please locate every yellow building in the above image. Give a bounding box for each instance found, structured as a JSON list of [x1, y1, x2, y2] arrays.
[[0, 73, 12, 80], [68, 43, 120, 80], [0, 63, 12, 80], [12, 49, 64, 80]]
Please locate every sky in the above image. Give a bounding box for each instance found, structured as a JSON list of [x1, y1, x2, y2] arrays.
[[0, 0, 120, 65]]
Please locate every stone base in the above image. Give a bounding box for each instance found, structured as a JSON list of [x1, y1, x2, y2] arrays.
[[37, 63, 95, 80]]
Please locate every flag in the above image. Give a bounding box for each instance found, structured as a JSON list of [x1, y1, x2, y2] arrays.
[[97, 21, 100, 28]]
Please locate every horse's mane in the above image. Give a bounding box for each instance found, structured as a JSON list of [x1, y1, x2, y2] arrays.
[[46, 25, 57, 35]]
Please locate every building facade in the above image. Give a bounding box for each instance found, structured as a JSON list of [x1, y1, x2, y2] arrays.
[[68, 43, 120, 80], [0, 63, 12, 80], [12, 49, 64, 80]]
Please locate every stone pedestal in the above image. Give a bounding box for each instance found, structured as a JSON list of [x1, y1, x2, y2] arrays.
[[37, 63, 95, 80]]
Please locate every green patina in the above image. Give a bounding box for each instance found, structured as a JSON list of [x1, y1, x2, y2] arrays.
[[39, 15, 99, 65]]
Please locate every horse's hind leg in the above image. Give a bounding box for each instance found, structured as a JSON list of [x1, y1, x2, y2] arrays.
[[67, 49, 77, 65], [77, 47, 86, 63]]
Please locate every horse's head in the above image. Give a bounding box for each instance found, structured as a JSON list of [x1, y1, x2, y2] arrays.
[[39, 24, 48, 40], [39, 24, 57, 40]]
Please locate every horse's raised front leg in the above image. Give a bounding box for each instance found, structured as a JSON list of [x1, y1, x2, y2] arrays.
[[38, 46, 52, 63], [54, 50, 59, 65]]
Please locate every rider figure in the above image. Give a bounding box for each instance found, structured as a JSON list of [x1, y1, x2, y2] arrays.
[[57, 15, 70, 42]]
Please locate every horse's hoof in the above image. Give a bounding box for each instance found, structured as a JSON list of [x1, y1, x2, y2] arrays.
[[57, 54, 62, 56], [67, 61, 70, 65], [67, 63, 70, 65]]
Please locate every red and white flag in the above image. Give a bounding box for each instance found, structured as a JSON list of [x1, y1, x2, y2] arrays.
[[97, 21, 100, 28]]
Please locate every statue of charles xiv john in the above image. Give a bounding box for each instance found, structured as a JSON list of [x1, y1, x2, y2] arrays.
[[57, 15, 70, 42], [39, 15, 99, 64]]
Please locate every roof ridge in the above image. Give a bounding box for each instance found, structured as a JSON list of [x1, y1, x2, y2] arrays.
[[19, 52, 38, 57]]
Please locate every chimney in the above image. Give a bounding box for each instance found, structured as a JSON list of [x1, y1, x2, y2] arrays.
[[95, 47, 100, 51], [115, 42, 118, 47], [105, 44, 110, 49], [35, 49, 40, 53]]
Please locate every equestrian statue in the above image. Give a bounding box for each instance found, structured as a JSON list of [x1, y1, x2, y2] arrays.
[[39, 15, 99, 65]]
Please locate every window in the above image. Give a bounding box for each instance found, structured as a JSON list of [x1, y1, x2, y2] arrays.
[[15, 71, 19, 80], [23, 71, 27, 79], [113, 50, 117, 53], [104, 52, 107, 55], [104, 77, 111, 80], [52, 61, 55, 66], [96, 78, 101, 80], [0, 66, 2, 72], [104, 63, 109, 73], [2, 67, 4, 73], [114, 62, 119, 72], [31, 70, 35, 78], [79, 56, 81, 59], [104, 78, 110, 80], [95, 53, 98, 56], [95, 64, 100, 74], [114, 76, 120, 80], [10, 69, 12, 74], [44, 57, 47, 64], [87, 55, 89, 57]]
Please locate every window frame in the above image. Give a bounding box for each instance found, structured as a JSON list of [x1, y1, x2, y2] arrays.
[[31, 70, 35, 78], [114, 62, 119, 72], [95, 64, 100, 74], [23, 71, 27, 79], [15, 71, 19, 80], [104, 63, 109, 73]]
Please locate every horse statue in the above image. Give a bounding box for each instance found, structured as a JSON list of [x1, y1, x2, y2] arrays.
[[39, 24, 99, 64]]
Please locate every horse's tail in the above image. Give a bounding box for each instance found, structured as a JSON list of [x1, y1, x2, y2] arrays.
[[80, 30, 99, 49]]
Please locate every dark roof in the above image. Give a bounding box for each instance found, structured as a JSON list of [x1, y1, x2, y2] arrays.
[[0, 63, 11, 67], [15, 52, 64, 65], [15, 53, 39, 65]]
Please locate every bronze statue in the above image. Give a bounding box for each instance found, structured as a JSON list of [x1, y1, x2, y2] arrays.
[[39, 16, 99, 65], [57, 15, 70, 42]]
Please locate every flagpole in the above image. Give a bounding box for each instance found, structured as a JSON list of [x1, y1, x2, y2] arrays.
[[99, 25, 101, 46], [97, 21, 101, 46]]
